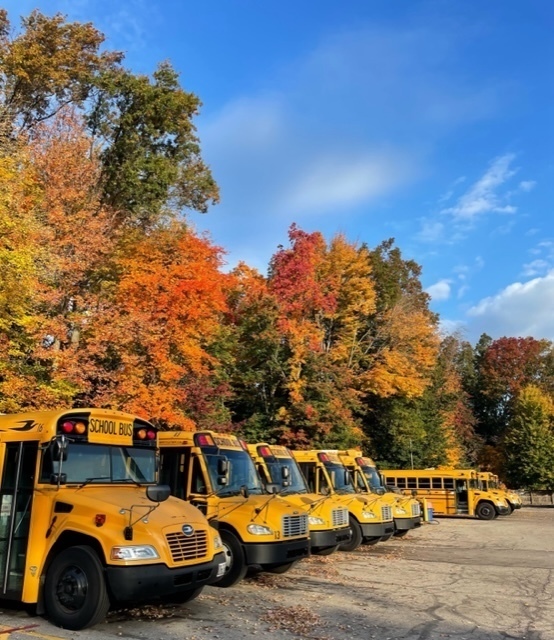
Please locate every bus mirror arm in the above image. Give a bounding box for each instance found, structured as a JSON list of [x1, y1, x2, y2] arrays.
[[50, 473, 67, 486]]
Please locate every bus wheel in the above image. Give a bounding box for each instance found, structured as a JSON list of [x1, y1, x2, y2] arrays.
[[339, 517, 362, 552], [393, 530, 409, 538], [216, 531, 247, 588], [380, 533, 394, 542], [44, 545, 110, 630], [476, 502, 495, 520], [166, 586, 204, 604], [265, 560, 299, 574]]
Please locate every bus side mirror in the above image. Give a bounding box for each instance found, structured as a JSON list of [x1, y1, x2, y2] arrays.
[[281, 466, 290, 487], [51, 438, 68, 462], [266, 483, 280, 494], [146, 484, 170, 503], [217, 456, 229, 485], [217, 457, 229, 475]]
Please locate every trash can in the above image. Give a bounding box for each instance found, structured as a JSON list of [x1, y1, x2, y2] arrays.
[[427, 501, 434, 522]]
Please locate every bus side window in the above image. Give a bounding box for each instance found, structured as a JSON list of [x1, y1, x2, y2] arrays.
[[444, 478, 454, 490], [298, 463, 315, 492], [432, 478, 442, 489], [418, 477, 431, 489], [396, 477, 407, 489], [191, 456, 207, 495], [407, 477, 417, 489]]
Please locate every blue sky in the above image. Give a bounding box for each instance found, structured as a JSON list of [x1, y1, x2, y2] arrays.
[[7, 1, 554, 344]]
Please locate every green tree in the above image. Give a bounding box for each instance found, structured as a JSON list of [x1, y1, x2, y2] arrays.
[[503, 385, 554, 489]]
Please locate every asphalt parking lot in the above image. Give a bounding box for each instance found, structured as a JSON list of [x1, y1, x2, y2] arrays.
[[0, 507, 553, 640]]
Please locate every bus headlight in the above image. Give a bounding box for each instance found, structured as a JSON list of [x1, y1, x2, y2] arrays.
[[213, 535, 223, 550], [247, 524, 273, 535], [308, 516, 326, 526], [361, 511, 376, 519], [394, 508, 407, 516], [111, 545, 159, 561]]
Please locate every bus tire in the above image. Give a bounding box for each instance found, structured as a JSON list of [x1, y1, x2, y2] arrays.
[[216, 531, 248, 588], [380, 533, 394, 542], [339, 516, 363, 552], [506, 504, 514, 515], [265, 560, 299, 574], [44, 545, 110, 630], [476, 502, 496, 520], [166, 586, 204, 604], [394, 530, 409, 538]]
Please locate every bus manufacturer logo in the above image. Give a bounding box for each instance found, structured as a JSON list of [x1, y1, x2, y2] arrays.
[[182, 524, 195, 537]]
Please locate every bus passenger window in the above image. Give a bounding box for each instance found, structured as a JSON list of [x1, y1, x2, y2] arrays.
[[432, 478, 442, 489], [443, 478, 454, 490], [418, 478, 431, 489], [396, 477, 406, 489], [407, 477, 417, 489]]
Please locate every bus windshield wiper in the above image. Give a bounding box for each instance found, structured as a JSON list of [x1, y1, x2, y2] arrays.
[[77, 476, 111, 489], [115, 478, 144, 487]]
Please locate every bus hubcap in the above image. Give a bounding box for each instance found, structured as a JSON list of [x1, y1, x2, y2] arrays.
[[57, 565, 88, 610]]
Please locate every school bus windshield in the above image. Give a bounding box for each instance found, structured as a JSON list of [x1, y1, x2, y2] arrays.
[[40, 442, 157, 484], [324, 462, 356, 494], [359, 465, 383, 490], [202, 447, 264, 495], [265, 457, 309, 494]]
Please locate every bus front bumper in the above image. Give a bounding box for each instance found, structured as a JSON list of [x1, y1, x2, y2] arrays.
[[105, 551, 226, 603], [394, 516, 422, 531], [244, 537, 310, 567], [360, 521, 395, 540], [310, 527, 352, 554]]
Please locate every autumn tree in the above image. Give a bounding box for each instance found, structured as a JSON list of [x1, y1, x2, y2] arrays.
[[361, 239, 440, 462], [0, 9, 218, 227], [470, 335, 554, 443], [78, 223, 232, 429]]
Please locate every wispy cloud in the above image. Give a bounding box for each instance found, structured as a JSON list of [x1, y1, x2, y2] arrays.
[[283, 152, 415, 214], [441, 153, 518, 222]]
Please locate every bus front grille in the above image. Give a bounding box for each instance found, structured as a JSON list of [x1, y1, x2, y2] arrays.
[[411, 503, 421, 517], [166, 530, 209, 563], [332, 507, 349, 527], [282, 514, 308, 538], [381, 505, 392, 521]]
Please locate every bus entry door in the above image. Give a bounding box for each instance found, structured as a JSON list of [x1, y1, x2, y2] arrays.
[[0, 442, 38, 598]]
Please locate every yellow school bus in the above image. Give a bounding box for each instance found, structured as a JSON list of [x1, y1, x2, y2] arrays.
[[478, 472, 522, 513], [382, 468, 511, 519], [0, 409, 226, 630], [337, 450, 421, 536], [291, 450, 394, 551], [247, 443, 352, 555], [158, 431, 310, 587]]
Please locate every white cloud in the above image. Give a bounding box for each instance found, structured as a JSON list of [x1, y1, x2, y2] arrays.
[[522, 259, 549, 277], [442, 154, 519, 222], [283, 152, 414, 214], [417, 220, 445, 243], [467, 271, 554, 340], [426, 279, 452, 301], [519, 180, 536, 192]]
